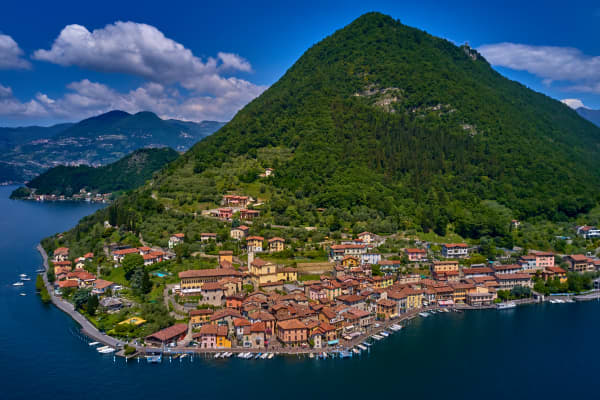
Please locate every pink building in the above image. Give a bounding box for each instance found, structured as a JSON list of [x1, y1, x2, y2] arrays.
[[405, 248, 427, 262], [533, 252, 555, 269], [216, 208, 233, 220]]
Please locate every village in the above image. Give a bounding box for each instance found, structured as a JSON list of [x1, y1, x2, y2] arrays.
[[41, 193, 600, 360], [17, 187, 112, 203]]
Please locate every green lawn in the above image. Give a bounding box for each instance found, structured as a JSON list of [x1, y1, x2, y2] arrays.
[[105, 267, 128, 285]]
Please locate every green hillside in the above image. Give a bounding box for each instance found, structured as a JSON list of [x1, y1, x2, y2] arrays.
[[49, 12, 600, 254], [13, 148, 179, 197]]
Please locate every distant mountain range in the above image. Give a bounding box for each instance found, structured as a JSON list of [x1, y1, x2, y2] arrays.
[[11, 147, 179, 198], [0, 110, 224, 184], [576, 107, 600, 127]]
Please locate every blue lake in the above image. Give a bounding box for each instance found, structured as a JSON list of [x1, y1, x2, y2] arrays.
[[0, 184, 598, 400]]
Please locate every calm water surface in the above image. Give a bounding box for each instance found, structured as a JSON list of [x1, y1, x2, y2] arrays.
[[0, 185, 598, 400]]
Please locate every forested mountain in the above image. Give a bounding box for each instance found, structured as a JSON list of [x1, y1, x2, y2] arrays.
[[576, 107, 600, 127], [54, 12, 600, 252], [0, 111, 224, 183], [12, 148, 179, 197]]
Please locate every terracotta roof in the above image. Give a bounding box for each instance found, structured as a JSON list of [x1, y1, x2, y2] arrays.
[[189, 309, 214, 316], [405, 248, 426, 253], [196, 324, 228, 337], [53, 247, 69, 255], [53, 260, 72, 267], [377, 299, 396, 307], [146, 323, 188, 341], [219, 250, 233, 255], [172, 233, 185, 238], [83, 252, 94, 258], [93, 279, 114, 290], [179, 268, 241, 279], [463, 267, 494, 275], [201, 232, 217, 237], [495, 273, 531, 280], [201, 282, 224, 291], [249, 321, 266, 333], [113, 248, 139, 256], [247, 236, 264, 241], [277, 319, 307, 330], [233, 318, 251, 327], [58, 280, 78, 288], [443, 243, 468, 248], [268, 237, 285, 243]]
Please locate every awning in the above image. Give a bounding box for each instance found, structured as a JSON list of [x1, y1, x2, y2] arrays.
[[327, 340, 339, 345]]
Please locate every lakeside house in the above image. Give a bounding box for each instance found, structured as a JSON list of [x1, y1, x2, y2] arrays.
[[146, 324, 188, 347], [230, 225, 249, 240], [168, 233, 185, 249], [441, 243, 469, 258]]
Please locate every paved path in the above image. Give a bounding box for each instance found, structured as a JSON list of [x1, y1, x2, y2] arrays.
[[38, 244, 124, 349]]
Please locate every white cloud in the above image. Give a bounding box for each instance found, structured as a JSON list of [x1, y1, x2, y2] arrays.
[[0, 79, 267, 123], [32, 22, 258, 95], [478, 42, 600, 93], [561, 98, 586, 109], [0, 34, 31, 69], [22, 21, 267, 123]]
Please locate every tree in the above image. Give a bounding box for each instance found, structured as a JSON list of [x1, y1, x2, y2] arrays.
[[131, 267, 152, 295], [87, 295, 99, 316], [73, 289, 91, 310], [122, 253, 144, 281]]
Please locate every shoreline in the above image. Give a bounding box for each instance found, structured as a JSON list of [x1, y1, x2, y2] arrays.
[[36, 243, 600, 359]]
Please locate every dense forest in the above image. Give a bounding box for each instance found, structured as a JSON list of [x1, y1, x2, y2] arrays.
[[52, 12, 600, 252], [13, 148, 179, 197]]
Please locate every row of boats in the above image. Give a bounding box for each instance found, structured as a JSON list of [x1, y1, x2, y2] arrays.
[[89, 342, 116, 354], [13, 273, 31, 287], [234, 352, 275, 359], [418, 308, 456, 317], [548, 298, 575, 304]]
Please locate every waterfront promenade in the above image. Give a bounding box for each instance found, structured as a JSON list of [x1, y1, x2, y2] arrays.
[[38, 244, 124, 349]]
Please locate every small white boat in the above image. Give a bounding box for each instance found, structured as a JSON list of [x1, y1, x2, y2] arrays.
[[380, 331, 390, 337], [12, 282, 24, 287], [20, 277, 31, 281], [357, 344, 368, 351], [88, 342, 100, 346], [371, 335, 383, 341], [419, 312, 430, 317], [322, 352, 328, 358], [20, 293, 26, 296], [268, 353, 274, 359], [99, 348, 115, 354], [261, 353, 268, 359], [19, 274, 28, 278], [237, 352, 245, 358], [352, 348, 360, 354], [309, 352, 314, 359], [97, 346, 110, 352], [214, 352, 221, 359], [497, 302, 517, 310]]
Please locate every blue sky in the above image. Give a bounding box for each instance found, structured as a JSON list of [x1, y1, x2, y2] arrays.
[[1, 0, 599, 126]]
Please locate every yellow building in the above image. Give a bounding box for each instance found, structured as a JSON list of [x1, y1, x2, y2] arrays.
[[277, 266, 298, 282], [247, 236, 264, 253], [372, 275, 394, 289], [268, 237, 285, 253], [432, 260, 459, 274], [189, 309, 214, 328], [249, 258, 279, 286], [217, 335, 232, 348], [341, 256, 359, 267], [218, 250, 233, 266]]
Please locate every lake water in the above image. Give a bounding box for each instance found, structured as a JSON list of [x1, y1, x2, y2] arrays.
[[1, 184, 599, 400]]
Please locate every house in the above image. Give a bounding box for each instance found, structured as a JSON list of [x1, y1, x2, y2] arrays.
[[215, 208, 233, 220], [449, 283, 475, 304], [341, 256, 359, 267], [143, 251, 165, 266], [210, 308, 243, 331], [372, 275, 394, 289], [329, 244, 368, 262], [189, 309, 214, 328], [565, 254, 595, 273], [462, 267, 494, 279], [495, 273, 533, 291], [58, 280, 79, 290], [532, 251, 555, 269], [379, 259, 402, 271], [66, 270, 96, 287], [53, 247, 69, 262], [336, 294, 367, 311], [511, 220, 521, 229], [240, 209, 260, 221], [230, 225, 249, 240], [310, 322, 337, 348], [145, 323, 188, 347], [200, 282, 225, 306], [357, 232, 375, 244], [441, 243, 469, 258], [518, 255, 537, 270], [246, 236, 264, 253], [405, 248, 427, 262], [194, 324, 231, 349], [112, 247, 139, 263], [242, 322, 267, 348], [276, 319, 308, 346], [492, 264, 523, 275], [200, 233, 217, 242], [249, 258, 279, 287], [178, 268, 242, 296], [577, 225, 600, 239], [91, 279, 115, 295], [376, 298, 397, 320], [466, 287, 495, 306], [99, 297, 123, 311], [268, 237, 285, 253], [397, 274, 421, 285], [432, 260, 459, 279], [168, 233, 185, 249], [222, 195, 250, 207], [362, 253, 382, 265], [234, 318, 252, 338], [543, 267, 568, 283], [264, 168, 274, 177]]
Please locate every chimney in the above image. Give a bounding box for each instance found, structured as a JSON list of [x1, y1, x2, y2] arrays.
[[248, 251, 254, 269]]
